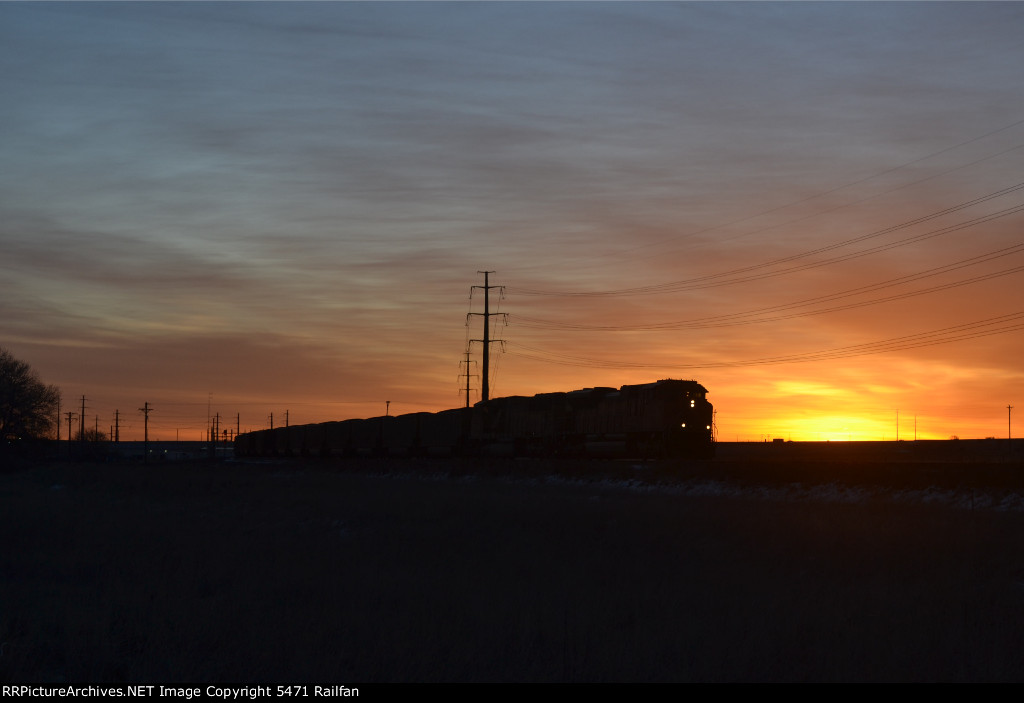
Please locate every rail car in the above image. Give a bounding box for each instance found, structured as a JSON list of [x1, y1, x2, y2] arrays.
[[234, 379, 714, 460]]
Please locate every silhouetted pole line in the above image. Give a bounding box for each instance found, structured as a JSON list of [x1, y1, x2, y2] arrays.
[[79, 395, 86, 444], [469, 271, 506, 402], [114, 409, 120, 443]]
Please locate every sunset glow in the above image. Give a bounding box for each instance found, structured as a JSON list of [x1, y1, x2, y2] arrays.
[[2, 2, 1022, 444]]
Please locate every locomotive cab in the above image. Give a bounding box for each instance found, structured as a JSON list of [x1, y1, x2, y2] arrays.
[[641, 379, 714, 458]]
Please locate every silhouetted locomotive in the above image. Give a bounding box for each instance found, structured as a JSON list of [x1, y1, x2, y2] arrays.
[[234, 379, 714, 460]]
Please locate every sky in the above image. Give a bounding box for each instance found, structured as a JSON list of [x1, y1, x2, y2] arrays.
[[2, 1, 1023, 443]]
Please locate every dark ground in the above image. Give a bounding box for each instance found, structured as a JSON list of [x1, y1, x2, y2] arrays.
[[2, 456, 1023, 682]]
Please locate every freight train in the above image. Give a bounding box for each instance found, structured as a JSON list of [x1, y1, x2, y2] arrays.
[[234, 379, 714, 460]]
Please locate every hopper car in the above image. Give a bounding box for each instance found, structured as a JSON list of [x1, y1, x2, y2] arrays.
[[234, 379, 714, 460]]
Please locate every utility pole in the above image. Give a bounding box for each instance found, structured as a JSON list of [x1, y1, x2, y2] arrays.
[[114, 410, 120, 443], [56, 396, 61, 441], [458, 350, 478, 407], [65, 412, 76, 446], [285, 410, 289, 428], [1009, 404, 1014, 441], [269, 412, 274, 431], [139, 402, 152, 463], [236, 413, 240, 438], [468, 271, 506, 403], [79, 395, 87, 443]]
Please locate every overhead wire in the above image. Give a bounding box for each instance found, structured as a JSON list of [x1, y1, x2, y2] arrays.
[[514, 181, 1024, 296], [504, 123, 1024, 378], [576, 142, 1024, 271], [509, 118, 1024, 279], [514, 242, 1024, 331], [508, 312, 1024, 370]]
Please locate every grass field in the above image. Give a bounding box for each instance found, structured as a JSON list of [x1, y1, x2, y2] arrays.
[[2, 457, 1023, 682]]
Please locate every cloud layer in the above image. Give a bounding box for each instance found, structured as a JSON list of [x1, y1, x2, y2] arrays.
[[3, 2, 1023, 441]]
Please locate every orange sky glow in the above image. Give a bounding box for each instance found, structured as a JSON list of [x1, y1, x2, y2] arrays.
[[2, 3, 1022, 444]]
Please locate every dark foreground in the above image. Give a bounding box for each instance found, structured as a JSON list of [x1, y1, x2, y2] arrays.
[[2, 458, 1023, 682]]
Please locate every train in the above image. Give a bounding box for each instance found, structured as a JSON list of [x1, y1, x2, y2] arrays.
[[234, 378, 714, 460]]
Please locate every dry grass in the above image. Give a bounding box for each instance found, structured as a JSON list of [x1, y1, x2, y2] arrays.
[[2, 458, 1023, 682]]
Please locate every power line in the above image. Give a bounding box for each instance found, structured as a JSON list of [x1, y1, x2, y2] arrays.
[[515, 182, 1024, 297], [510, 119, 1024, 277], [515, 242, 1024, 331], [508, 311, 1024, 370]]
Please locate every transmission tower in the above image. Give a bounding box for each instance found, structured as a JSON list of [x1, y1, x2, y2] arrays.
[[458, 350, 478, 408], [468, 271, 506, 402]]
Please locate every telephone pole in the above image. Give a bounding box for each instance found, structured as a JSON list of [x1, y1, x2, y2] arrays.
[[468, 271, 506, 402], [139, 402, 152, 462], [79, 395, 87, 443]]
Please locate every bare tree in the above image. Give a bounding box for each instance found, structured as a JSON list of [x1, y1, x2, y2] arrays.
[[73, 428, 109, 443], [0, 347, 61, 442]]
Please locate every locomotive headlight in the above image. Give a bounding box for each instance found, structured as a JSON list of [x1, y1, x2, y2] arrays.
[[690, 400, 695, 407], [706, 425, 711, 430], [681, 423, 686, 428]]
